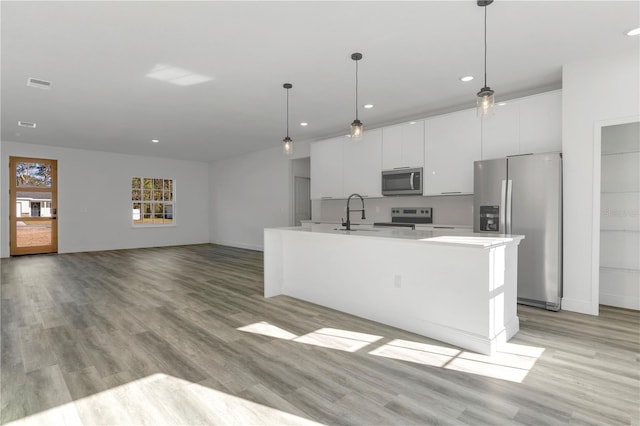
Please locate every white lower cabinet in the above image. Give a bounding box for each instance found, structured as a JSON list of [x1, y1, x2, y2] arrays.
[[424, 108, 481, 195], [310, 137, 343, 199], [343, 128, 382, 198]]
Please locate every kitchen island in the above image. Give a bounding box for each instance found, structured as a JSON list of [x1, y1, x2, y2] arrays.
[[264, 226, 524, 355]]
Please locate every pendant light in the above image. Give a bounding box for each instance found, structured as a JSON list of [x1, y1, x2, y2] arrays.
[[477, 0, 495, 117], [350, 52, 364, 140], [282, 83, 293, 155]]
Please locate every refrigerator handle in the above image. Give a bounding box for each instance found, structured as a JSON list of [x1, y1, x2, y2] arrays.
[[500, 179, 507, 233], [506, 179, 513, 234]]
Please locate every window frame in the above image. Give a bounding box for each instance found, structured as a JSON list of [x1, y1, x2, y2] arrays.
[[131, 177, 175, 227]]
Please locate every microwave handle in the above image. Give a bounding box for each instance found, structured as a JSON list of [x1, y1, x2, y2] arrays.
[[409, 172, 415, 190]]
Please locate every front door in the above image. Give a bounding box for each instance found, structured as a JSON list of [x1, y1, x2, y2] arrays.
[[9, 157, 58, 255]]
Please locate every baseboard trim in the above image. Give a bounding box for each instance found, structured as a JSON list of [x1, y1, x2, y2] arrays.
[[599, 293, 640, 311], [210, 240, 264, 252], [561, 297, 598, 315]]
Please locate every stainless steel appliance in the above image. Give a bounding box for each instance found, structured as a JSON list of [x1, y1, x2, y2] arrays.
[[474, 152, 562, 311], [381, 168, 423, 196], [374, 207, 432, 230]]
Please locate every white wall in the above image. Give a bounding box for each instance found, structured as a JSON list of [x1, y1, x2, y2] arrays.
[[562, 50, 640, 314], [208, 141, 310, 251], [0, 141, 210, 257]]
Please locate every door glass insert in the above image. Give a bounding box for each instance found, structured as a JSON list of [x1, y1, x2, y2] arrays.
[[14, 190, 53, 248], [16, 162, 52, 188], [16, 191, 53, 218], [15, 218, 52, 248]]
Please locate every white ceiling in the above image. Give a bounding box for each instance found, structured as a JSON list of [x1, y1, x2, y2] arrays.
[[1, 1, 638, 162]]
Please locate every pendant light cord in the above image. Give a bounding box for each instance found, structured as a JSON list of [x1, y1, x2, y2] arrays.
[[483, 5, 488, 88], [355, 59, 359, 120], [286, 88, 290, 138]]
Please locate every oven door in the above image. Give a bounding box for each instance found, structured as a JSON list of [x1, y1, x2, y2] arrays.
[[382, 168, 422, 195]]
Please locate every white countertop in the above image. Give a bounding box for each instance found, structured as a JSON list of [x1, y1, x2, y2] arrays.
[[268, 226, 523, 249]]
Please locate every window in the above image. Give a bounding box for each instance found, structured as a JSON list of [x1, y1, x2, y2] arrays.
[[132, 177, 174, 225]]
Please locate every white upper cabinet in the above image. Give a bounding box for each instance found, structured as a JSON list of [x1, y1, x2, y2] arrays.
[[310, 137, 343, 199], [343, 128, 383, 198], [519, 90, 562, 154], [424, 108, 481, 195], [311, 130, 382, 200], [481, 89, 562, 159], [311, 90, 561, 200], [481, 102, 520, 159], [382, 121, 425, 170]]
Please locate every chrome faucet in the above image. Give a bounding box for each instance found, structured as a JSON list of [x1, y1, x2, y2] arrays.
[[342, 193, 366, 231]]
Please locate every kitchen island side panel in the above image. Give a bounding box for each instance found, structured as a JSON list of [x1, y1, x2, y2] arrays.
[[264, 228, 520, 354]]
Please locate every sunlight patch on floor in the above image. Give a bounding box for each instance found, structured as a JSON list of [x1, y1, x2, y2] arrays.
[[237, 321, 298, 339], [7, 373, 321, 426], [293, 328, 383, 352], [238, 322, 544, 383], [238, 322, 383, 352], [369, 339, 461, 368], [369, 339, 544, 383]]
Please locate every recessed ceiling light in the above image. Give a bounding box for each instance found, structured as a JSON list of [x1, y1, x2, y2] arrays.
[[18, 121, 36, 128], [409, 121, 417, 125], [363, 104, 374, 109], [146, 64, 213, 86], [151, 139, 159, 143], [459, 76, 474, 82], [626, 27, 640, 36], [497, 102, 507, 106], [300, 122, 308, 126]]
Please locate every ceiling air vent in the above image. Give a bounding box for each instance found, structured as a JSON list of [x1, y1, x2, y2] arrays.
[[18, 121, 37, 128], [26, 77, 52, 89]]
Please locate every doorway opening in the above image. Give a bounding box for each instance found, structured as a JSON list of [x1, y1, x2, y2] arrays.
[[291, 157, 311, 226], [9, 157, 58, 255], [599, 121, 639, 310]]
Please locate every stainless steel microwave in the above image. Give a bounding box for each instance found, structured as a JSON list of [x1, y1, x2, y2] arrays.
[[381, 168, 423, 196]]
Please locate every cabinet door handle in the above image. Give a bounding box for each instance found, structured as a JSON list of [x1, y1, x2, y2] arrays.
[[434, 226, 454, 229], [321, 197, 333, 199], [393, 166, 411, 169], [441, 191, 462, 194]]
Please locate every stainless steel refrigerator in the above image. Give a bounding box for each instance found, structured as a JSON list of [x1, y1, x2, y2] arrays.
[[473, 152, 562, 311]]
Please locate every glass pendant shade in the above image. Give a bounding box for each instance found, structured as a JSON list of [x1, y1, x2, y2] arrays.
[[282, 136, 293, 155], [477, 87, 495, 117], [350, 119, 363, 140]]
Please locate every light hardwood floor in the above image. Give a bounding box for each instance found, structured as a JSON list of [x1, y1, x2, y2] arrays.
[[1, 244, 638, 425]]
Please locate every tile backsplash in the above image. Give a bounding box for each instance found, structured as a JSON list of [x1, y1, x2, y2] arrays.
[[312, 195, 473, 226]]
